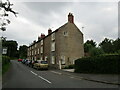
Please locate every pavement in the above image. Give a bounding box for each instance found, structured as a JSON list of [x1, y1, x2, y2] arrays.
[[62, 69, 120, 85]]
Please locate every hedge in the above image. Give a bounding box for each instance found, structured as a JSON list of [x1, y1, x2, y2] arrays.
[[2, 55, 10, 66], [64, 65, 74, 69], [2, 55, 11, 74], [74, 55, 120, 74]]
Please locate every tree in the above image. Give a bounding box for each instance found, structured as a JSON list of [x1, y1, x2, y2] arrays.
[[112, 38, 120, 53], [85, 40, 97, 47], [84, 43, 93, 53], [0, 0, 18, 31], [84, 40, 97, 53], [89, 47, 104, 56], [19, 45, 28, 59], [2, 40, 18, 58], [99, 38, 114, 53]]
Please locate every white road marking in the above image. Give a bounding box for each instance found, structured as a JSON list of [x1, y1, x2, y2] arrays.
[[31, 71, 37, 76], [38, 76, 52, 84], [51, 71, 62, 75], [30, 71, 51, 84]]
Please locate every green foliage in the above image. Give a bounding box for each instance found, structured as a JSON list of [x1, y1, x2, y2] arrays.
[[85, 40, 97, 47], [84, 40, 97, 53], [84, 43, 93, 53], [0, 0, 18, 31], [2, 62, 11, 74], [75, 55, 120, 74], [84, 38, 120, 57], [2, 55, 10, 65], [89, 47, 104, 57], [112, 38, 120, 53], [19, 45, 28, 59], [99, 38, 118, 53], [2, 40, 18, 58], [2, 55, 11, 74], [64, 65, 74, 69]]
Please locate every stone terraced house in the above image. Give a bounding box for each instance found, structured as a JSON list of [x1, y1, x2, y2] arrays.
[[27, 13, 84, 69]]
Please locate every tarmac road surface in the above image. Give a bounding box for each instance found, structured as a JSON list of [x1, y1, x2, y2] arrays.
[[2, 60, 119, 88]]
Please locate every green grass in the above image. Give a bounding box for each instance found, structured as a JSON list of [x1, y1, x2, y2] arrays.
[[2, 62, 11, 75]]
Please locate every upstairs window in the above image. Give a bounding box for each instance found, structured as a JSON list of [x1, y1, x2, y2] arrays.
[[51, 56, 55, 64], [32, 51, 33, 55], [41, 40, 43, 45], [51, 33, 55, 40], [61, 56, 65, 65], [27, 52, 29, 56], [35, 50, 36, 55], [63, 31, 68, 36], [38, 48, 39, 54], [51, 42, 55, 51], [41, 46, 43, 53], [30, 52, 31, 56]]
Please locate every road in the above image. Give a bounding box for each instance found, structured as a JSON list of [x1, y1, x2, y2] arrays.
[[2, 60, 119, 88]]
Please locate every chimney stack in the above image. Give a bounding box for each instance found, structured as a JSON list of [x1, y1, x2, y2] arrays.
[[38, 36, 41, 41], [48, 28, 52, 35], [68, 13, 74, 23], [41, 33, 45, 38]]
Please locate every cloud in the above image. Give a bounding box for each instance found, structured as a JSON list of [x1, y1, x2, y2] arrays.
[[3, 2, 118, 48]]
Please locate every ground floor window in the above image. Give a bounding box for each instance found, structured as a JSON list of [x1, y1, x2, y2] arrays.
[[61, 56, 65, 65], [41, 57, 43, 60], [45, 56, 48, 61], [34, 56, 36, 60], [51, 56, 55, 64]]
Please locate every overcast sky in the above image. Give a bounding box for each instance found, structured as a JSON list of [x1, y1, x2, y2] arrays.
[[1, 0, 118, 48]]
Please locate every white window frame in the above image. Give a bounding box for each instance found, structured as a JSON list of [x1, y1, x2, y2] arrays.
[[45, 56, 48, 61], [35, 50, 36, 55], [51, 56, 55, 64], [30, 51, 31, 56], [41, 57, 43, 60], [38, 48, 39, 54], [41, 46, 43, 53], [35, 56, 36, 60], [63, 31, 68, 36], [73, 59, 75, 64], [61, 55, 65, 65], [51, 33, 55, 40], [32, 51, 33, 55], [41, 40, 43, 45], [51, 42, 55, 51], [28, 52, 29, 56]]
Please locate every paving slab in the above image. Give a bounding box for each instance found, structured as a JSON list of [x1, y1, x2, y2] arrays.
[[61, 69, 120, 85]]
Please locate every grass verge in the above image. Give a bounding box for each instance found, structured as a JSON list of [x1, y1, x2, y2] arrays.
[[2, 62, 11, 75]]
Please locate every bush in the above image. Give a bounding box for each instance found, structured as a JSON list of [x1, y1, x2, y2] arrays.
[[89, 47, 104, 57], [2, 55, 11, 74], [2, 55, 10, 65], [64, 65, 74, 69], [75, 55, 120, 74]]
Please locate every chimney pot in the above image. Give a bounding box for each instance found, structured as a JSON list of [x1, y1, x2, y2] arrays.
[[48, 28, 52, 34], [68, 12, 74, 23], [41, 33, 45, 38]]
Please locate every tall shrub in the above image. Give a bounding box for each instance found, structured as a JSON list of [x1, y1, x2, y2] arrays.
[[75, 55, 120, 74]]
